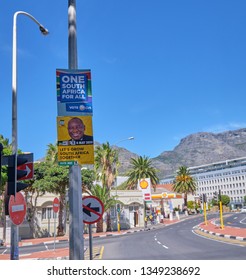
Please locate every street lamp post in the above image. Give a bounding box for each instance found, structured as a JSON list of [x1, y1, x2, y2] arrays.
[[11, 11, 48, 260], [113, 136, 134, 232]]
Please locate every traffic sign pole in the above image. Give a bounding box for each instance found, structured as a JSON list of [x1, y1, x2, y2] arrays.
[[82, 196, 104, 260], [89, 224, 93, 260]]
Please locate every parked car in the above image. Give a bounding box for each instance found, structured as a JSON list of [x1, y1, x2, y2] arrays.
[[240, 206, 246, 213]]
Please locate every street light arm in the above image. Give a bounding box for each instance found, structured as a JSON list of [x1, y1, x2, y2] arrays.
[[113, 137, 134, 146], [12, 11, 49, 154], [13, 11, 49, 35]]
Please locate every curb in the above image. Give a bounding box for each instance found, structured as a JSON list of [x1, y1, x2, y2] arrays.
[[197, 226, 246, 241]]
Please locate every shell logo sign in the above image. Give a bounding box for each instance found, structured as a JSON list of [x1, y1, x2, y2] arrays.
[[139, 179, 149, 189]]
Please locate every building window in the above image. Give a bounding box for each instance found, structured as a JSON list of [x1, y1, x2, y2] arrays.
[[42, 207, 55, 220]]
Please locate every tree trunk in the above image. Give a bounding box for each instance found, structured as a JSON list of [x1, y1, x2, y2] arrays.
[[184, 193, 188, 207], [106, 210, 112, 232], [96, 218, 104, 233], [57, 194, 65, 236]]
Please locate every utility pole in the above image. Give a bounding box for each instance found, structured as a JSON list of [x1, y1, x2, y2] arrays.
[[68, 0, 84, 260]]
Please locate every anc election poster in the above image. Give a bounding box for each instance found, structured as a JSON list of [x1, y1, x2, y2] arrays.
[[57, 116, 94, 165]]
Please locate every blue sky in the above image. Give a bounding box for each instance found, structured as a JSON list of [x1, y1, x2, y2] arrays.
[[1, 0, 246, 161]]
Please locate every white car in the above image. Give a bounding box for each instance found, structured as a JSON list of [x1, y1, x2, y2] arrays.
[[240, 206, 246, 213]]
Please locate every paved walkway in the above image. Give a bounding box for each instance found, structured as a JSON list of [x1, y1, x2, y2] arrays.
[[1, 215, 245, 260]]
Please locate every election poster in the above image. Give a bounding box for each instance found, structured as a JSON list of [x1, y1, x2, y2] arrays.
[[57, 116, 94, 165], [56, 69, 93, 116]]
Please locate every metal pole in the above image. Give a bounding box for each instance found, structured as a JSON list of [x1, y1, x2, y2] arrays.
[[68, 0, 84, 260], [89, 224, 93, 260], [54, 213, 56, 251], [11, 11, 48, 260], [11, 12, 20, 260]]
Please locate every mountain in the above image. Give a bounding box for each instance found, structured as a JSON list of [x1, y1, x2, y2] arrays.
[[116, 128, 246, 179]]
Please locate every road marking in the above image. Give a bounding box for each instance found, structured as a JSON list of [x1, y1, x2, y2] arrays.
[[85, 246, 103, 260], [154, 234, 169, 249], [239, 216, 246, 225]]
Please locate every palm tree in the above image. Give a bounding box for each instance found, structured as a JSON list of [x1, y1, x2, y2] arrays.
[[172, 166, 197, 207], [90, 184, 117, 233], [45, 143, 58, 163], [94, 142, 119, 231], [94, 142, 119, 189], [126, 156, 159, 189]]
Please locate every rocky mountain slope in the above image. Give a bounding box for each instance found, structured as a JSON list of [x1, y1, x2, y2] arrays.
[[116, 128, 246, 179]]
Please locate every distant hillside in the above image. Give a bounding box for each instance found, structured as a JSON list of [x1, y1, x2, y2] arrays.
[[116, 128, 246, 179], [38, 129, 246, 180]]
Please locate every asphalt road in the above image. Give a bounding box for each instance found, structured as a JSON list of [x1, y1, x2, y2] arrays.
[[96, 216, 246, 260], [223, 212, 246, 228], [1, 214, 245, 259]]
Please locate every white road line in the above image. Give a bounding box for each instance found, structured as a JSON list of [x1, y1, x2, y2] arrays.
[[239, 216, 246, 225], [154, 234, 169, 249]]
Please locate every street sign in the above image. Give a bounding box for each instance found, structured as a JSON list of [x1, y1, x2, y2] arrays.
[[8, 192, 26, 225], [17, 162, 34, 180], [53, 197, 60, 213], [17, 153, 34, 180], [82, 196, 104, 224]]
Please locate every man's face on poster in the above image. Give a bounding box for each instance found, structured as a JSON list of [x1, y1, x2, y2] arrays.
[[68, 118, 85, 140]]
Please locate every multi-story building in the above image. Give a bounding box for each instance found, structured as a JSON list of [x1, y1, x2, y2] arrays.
[[161, 157, 246, 209]]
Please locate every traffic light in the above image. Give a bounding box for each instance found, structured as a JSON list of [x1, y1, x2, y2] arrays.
[[213, 191, 218, 202], [199, 194, 203, 203], [203, 194, 207, 203], [7, 154, 29, 196], [116, 204, 121, 213], [218, 190, 222, 202]]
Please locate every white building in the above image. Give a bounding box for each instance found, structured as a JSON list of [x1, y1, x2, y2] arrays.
[[162, 157, 246, 209]]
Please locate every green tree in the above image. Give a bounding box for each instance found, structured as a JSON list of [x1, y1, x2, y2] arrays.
[[125, 156, 159, 189], [212, 194, 230, 206], [90, 184, 118, 233], [94, 142, 119, 231], [81, 168, 96, 195], [24, 162, 50, 237], [45, 143, 69, 236], [172, 166, 197, 207]]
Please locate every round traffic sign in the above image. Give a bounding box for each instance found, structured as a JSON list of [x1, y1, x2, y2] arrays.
[[82, 196, 104, 224], [9, 192, 26, 225], [53, 197, 60, 213]]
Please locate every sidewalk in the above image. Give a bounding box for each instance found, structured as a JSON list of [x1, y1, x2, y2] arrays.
[[1, 215, 245, 260]]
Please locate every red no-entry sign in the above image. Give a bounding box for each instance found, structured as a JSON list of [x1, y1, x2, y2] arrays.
[[9, 192, 26, 225], [53, 197, 60, 213]]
